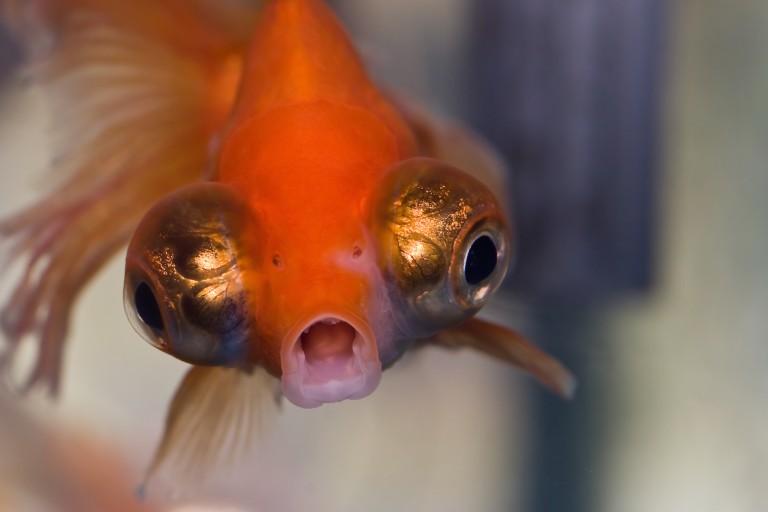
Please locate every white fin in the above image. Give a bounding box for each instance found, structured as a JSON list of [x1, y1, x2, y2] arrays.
[[0, 1, 262, 394], [140, 365, 281, 497], [428, 318, 576, 398]]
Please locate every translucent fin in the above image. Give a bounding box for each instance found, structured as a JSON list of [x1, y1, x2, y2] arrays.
[[428, 318, 576, 398], [0, 1, 258, 394], [392, 92, 511, 207], [140, 366, 281, 496]]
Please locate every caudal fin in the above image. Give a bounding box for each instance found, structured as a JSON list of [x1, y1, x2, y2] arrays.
[[0, 0, 262, 394]]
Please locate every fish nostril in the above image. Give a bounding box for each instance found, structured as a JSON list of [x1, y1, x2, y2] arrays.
[[135, 282, 164, 331]]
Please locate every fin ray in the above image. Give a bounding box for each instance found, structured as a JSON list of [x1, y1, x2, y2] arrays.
[[142, 366, 281, 495], [0, 0, 257, 393]]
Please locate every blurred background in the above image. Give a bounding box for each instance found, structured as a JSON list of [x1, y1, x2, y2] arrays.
[[1, 0, 768, 511]]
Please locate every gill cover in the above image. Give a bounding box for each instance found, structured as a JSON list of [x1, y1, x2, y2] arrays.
[[124, 182, 259, 367], [372, 158, 512, 337]]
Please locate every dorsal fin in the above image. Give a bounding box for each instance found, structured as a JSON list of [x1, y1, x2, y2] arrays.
[[231, 0, 401, 124]]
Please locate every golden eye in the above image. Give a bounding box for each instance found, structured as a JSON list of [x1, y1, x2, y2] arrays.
[[124, 182, 259, 366], [372, 158, 512, 337]]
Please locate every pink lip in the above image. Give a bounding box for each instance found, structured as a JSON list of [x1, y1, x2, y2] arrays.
[[281, 314, 382, 408]]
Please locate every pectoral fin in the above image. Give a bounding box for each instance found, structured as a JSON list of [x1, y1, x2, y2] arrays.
[[428, 318, 576, 398], [140, 365, 281, 496], [391, 92, 510, 206]]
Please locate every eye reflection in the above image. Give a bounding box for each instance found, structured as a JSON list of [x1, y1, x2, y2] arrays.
[[174, 236, 235, 280]]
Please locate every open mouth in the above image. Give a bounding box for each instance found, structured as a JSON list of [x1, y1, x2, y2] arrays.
[[281, 316, 382, 408]]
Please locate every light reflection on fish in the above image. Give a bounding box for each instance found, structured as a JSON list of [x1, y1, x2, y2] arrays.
[[0, 0, 574, 485]]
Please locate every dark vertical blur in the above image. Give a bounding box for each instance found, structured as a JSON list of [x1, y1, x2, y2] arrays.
[[469, 0, 664, 299], [468, 1, 666, 511], [0, 22, 20, 82]]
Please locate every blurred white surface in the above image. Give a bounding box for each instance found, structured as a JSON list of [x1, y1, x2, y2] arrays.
[[602, 2, 768, 511]]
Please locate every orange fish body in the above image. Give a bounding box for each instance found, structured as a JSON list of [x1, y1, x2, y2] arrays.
[[216, 0, 417, 405], [1, 0, 573, 484]]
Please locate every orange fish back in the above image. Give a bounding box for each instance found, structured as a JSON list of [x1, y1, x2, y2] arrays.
[[217, 0, 416, 203]]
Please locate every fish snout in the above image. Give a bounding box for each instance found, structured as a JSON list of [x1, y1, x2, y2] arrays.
[[281, 314, 381, 408]]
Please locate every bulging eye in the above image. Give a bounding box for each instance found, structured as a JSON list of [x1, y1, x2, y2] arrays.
[[124, 182, 259, 366], [371, 157, 512, 337]]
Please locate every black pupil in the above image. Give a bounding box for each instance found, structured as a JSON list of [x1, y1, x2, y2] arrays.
[[135, 282, 164, 330], [464, 235, 497, 285]]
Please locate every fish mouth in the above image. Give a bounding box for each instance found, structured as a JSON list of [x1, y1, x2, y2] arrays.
[[281, 316, 382, 408]]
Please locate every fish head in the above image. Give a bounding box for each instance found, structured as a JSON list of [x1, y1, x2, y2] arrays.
[[123, 179, 386, 408], [124, 158, 511, 408]]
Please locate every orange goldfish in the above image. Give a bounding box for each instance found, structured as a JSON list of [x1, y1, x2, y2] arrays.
[[0, 0, 574, 483]]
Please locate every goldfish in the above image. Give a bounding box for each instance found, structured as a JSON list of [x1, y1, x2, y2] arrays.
[[0, 0, 574, 485]]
